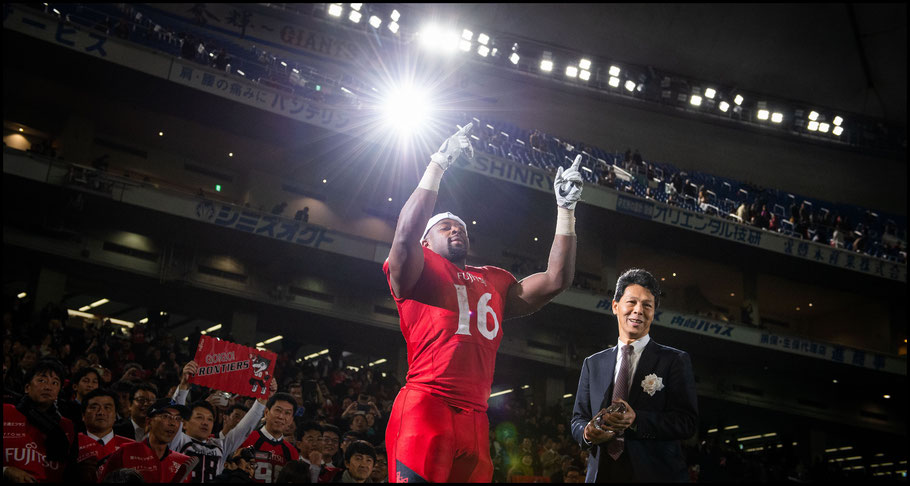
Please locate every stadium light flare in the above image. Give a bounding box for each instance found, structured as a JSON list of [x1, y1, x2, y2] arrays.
[[833, 116, 843, 126], [818, 122, 830, 133], [734, 94, 744, 105], [477, 45, 490, 57], [690, 95, 702, 106], [388, 21, 399, 33], [348, 10, 361, 23], [459, 39, 471, 52], [327, 3, 343, 17], [566, 66, 578, 78], [380, 85, 433, 136], [809, 111, 819, 121], [579, 58, 591, 70], [704, 88, 716, 99], [540, 57, 553, 72], [390, 9, 400, 21], [771, 112, 783, 123], [477, 33, 489, 45], [807, 120, 819, 131], [17, 292, 27, 299], [609, 65, 621, 76], [608, 76, 620, 88], [832, 126, 843, 136], [719, 101, 730, 112], [509, 52, 520, 64], [462, 29, 473, 40], [579, 69, 591, 81], [624, 79, 636, 92], [757, 109, 770, 120], [369, 15, 381, 28]]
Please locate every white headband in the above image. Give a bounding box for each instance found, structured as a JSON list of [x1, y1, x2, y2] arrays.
[[421, 212, 467, 241]]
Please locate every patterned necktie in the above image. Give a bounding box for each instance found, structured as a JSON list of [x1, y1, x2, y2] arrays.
[[607, 344, 633, 460]]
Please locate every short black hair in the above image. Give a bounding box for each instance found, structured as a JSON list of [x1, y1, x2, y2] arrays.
[[73, 366, 102, 386], [188, 400, 216, 418], [130, 382, 159, 401], [296, 421, 323, 441], [25, 359, 66, 385], [82, 388, 120, 414], [275, 460, 310, 483], [613, 268, 661, 308], [266, 392, 297, 411], [344, 440, 377, 463], [322, 423, 341, 438], [112, 380, 136, 394], [227, 403, 249, 415]]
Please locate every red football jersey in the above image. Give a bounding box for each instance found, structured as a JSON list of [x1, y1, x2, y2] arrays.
[[98, 439, 192, 483], [238, 428, 299, 483], [383, 246, 517, 411], [76, 433, 134, 475], [2, 403, 76, 483]]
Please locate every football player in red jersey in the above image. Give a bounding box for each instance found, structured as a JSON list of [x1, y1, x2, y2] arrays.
[[383, 123, 583, 482]]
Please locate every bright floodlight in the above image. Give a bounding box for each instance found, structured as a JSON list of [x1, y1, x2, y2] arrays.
[[390, 9, 400, 21], [818, 122, 829, 133], [419, 24, 443, 50], [540, 59, 553, 72], [734, 94, 744, 105], [690, 95, 702, 106], [808, 111, 819, 121], [579, 69, 591, 81], [833, 116, 843, 126], [705, 88, 716, 99], [478, 33, 489, 45], [350, 3, 362, 10], [459, 39, 471, 52], [369, 15, 381, 28], [328, 3, 343, 17], [807, 120, 819, 131], [462, 29, 473, 40], [509, 52, 520, 64], [624, 80, 636, 91], [444, 31, 460, 52], [832, 126, 843, 136], [566, 66, 578, 78], [381, 86, 432, 136], [388, 21, 399, 33], [349, 10, 361, 22], [579, 58, 591, 70], [477, 45, 490, 57], [609, 65, 621, 76], [757, 109, 769, 120], [771, 112, 783, 123], [719, 101, 730, 112], [608, 76, 620, 87]]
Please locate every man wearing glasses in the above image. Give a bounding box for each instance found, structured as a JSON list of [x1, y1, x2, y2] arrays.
[[113, 382, 158, 441], [99, 398, 194, 482]]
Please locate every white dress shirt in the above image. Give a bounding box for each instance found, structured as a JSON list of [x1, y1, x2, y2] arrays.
[[86, 430, 115, 445], [614, 334, 650, 394]]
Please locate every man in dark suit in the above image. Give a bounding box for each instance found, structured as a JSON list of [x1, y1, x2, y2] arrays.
[[571, 269, 698, 482], [112, 382, 158, 440]]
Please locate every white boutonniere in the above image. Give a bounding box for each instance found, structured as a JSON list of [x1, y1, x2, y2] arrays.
[[641, 373, 665, 396]]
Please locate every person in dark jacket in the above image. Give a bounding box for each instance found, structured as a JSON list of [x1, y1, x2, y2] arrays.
[[213, 447, 256, 483]]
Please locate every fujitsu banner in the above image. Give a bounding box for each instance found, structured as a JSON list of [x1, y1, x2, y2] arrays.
[[191, 336, 277, 398]]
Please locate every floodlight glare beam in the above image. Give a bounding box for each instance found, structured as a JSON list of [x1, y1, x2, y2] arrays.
[[509, 52, 520, 64], [328, 3, 343, 17]]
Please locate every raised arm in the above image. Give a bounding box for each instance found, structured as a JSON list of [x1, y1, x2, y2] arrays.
[[505, 155, 583, 319], [387, 123, 473, 299]]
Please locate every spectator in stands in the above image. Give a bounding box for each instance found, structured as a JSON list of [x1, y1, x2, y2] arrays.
[[529, 130, 542, 150], [60, 366, 102, 432], [321, 424, 344, 470], [274, 460, 310, 483], [296, 421, 324, 482], [213, 446, 256, 483], [338, 440, 376, 483], [220, 403, 249, 439], [76, 388, 134, 480], [169, 360, 271, 482], [99, 398, 193, 483], [2, 359, 77, 483], [370, 447, 388, 483], [113, 382, 158, 440], [237, 392, 300, 483], [4, 347, 37, 395]]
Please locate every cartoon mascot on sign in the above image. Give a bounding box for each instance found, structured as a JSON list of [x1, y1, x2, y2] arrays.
[[249, 353, 272, 395]]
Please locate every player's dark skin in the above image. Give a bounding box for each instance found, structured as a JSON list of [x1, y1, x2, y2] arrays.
[[388, 160, 577, 320]]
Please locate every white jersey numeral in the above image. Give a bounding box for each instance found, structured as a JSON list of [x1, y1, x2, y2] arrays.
[[453, 284, 500, 340]]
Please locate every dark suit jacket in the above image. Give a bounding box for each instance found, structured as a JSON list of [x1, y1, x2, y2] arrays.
[[113, 417, 139, 441], [571, 338, 698, 482]]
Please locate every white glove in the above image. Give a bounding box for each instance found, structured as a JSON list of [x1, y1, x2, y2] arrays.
[[555, 155, 584, 210], [430, 123, 474, 170]]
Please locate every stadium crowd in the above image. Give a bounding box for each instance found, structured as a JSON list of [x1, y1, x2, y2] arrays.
[[2, 297, 875, 483]]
